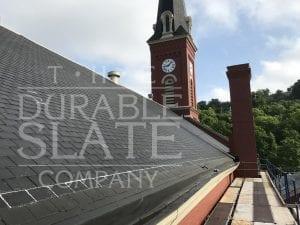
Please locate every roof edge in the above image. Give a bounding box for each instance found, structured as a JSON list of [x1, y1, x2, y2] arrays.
[[74, 160, 237, 225]]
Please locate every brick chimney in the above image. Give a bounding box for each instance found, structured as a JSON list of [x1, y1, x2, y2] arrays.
[[227, 64, 259, 178]]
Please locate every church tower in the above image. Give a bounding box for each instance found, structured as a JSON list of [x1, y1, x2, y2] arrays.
[[148, 0, 198, 120]]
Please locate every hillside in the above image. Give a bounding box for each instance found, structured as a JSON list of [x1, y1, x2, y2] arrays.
[[198, 80, 300, 171]]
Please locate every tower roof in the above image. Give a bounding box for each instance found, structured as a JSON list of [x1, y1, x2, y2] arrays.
[[148, 0, 191, 42]]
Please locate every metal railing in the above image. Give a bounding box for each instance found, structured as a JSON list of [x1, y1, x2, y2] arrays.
[[290, 204, 300, 225], [260, 159, 300, 224]]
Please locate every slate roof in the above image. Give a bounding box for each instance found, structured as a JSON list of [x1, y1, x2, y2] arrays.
[[0, 25, 236, 225], [148, 0, 190, 42]]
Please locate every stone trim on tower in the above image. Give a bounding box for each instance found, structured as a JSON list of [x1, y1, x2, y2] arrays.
[[161, 11, 174, 38]]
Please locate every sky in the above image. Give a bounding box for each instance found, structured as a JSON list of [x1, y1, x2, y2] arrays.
[[0, 0, 299, 101]]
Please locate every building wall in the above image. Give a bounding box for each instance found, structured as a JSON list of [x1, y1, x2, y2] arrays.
[[178, 173, 234, 225], [157, 166, 237, 225]]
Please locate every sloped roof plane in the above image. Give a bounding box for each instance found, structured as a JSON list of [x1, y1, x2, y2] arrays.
[[0, 26, 236, 225]]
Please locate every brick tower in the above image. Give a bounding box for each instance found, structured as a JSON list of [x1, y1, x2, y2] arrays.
[[148, 0, 198, 120]]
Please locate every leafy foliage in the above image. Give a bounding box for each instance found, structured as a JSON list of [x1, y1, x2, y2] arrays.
[[290, 79, 300, 100], [198, 80, 300, 171]]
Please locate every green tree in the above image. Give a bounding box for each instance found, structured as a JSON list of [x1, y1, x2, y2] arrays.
[[271, 90, 289, 101], [252, 89, 270, 107], [277, 133, 300, 170], [198, 80, 300, 171], [200, 107, 218, 128], [255, 114, 280, 134], [198, 101, 208, 110], [264, 103, 286, 117], [207, 99, 222, 113], [200, 108, 231, 136], [290, 79, 300, 100], [255, 126, 278, 162]]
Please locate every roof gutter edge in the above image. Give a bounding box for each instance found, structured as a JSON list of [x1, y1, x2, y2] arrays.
[[155, 164, 239, 225], [75, 161, 237, 225]]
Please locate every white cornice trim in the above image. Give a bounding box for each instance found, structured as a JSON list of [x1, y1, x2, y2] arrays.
[[148, 35, 197, 51], [157, 165, 239, 225]]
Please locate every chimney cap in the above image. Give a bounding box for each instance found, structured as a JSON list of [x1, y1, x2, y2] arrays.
[[227, 63, 250, 72], [108, 71, 121, 78], [227, 63, 252, 80]]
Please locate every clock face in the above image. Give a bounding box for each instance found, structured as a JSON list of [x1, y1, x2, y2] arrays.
[[162, 59, 176, 73]]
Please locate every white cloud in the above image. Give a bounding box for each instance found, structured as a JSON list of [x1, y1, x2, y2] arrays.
[[266, 36, 297, 49], [0, 0, 157, 66], [190, 0, 239, 30], [187, 0, 240, 35], [203, 87, 230, 102], [244, 0, 300, 29], [188, 0, 300, 97], [0, 0, 157, 96], [253, 37, 300, 92], [119, 66, 152, 97], [189, 0, 300, 33], [1, 0, 300, 99], [204, 36, 300, 100]]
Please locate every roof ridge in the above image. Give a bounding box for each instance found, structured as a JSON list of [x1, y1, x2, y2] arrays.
[[0, 25, 107, 84]]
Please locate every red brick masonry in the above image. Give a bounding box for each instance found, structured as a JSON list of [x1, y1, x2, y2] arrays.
[[227, 64, 259, 178], [179, 173, 234, 225]]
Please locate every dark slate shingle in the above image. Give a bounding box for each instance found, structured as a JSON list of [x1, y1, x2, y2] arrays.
[[2, 191, 34, 207], [28, 187, 56, 201], [0, 25, 235, 224], [0, 198, 8, 209]]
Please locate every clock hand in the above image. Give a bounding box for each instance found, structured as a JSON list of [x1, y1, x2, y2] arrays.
[[165, 62, 172, 67], [168, 63, 174, 70]]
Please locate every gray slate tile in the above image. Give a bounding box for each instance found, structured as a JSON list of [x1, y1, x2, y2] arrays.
[[2, 191, 35, 207]]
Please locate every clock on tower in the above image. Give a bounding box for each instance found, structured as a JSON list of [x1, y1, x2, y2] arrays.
[[162, 59, 176, 73], [148, 0, 199, 121]]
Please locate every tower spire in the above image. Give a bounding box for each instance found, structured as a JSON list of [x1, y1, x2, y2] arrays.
[[149, 0, 192, 42], [148, 0, 199, 121]]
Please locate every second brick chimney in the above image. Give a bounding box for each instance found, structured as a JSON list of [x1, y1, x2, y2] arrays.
[[227, 64, 259, 178]]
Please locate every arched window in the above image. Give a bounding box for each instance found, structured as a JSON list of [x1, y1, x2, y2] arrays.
[[162, 75, 177, 106], [165, 78, 175, 105], [166, 15, 170, 33], [190, 79, 194, 107], [161, 11, 174, 37]]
